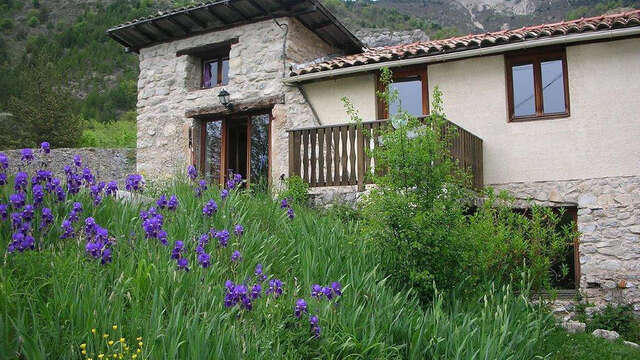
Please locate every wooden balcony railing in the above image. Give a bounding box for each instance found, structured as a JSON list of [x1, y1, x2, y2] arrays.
[[287, 119, 483, 191]]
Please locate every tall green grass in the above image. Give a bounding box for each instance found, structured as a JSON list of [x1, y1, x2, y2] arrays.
[[1, 178, 554, 359]]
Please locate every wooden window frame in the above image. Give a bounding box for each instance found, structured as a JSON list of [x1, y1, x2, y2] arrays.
[[201, 56, 229, 89], [376, 65, 429, 120], [199, 111, 272, 187], [505, 48, 570, 122]]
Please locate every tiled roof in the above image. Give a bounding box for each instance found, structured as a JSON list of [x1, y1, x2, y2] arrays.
[[291, 10, 640, 76]]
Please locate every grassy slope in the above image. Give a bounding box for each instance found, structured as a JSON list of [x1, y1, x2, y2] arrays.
[[543, 328, 640, 359], [0, 169, 570, 359]]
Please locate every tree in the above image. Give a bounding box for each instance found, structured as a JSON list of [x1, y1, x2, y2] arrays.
[[1, 53, 83, 149]]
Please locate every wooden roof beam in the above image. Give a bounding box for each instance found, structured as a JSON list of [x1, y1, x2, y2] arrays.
[[185, 11, 207, 29], [149, 21, 174, 38], [166, 16, 190, 34], [207, 6, 229, 24]]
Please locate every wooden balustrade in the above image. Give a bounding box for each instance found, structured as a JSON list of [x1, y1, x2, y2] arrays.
[[288, 119, 483, 190]]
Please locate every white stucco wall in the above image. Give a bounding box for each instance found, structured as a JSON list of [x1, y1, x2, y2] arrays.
[[302, 74, 377, 125], [427, 37, 640, 185]]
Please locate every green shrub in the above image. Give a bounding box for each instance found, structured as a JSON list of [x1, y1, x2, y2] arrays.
[[280, 175, 309, 205], [351, 67, 576, 302], [27, 15, 37, 27], [588, 304, 640, 342], [0, 18, 13, 30]]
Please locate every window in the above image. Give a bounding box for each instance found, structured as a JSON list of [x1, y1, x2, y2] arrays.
[[202, 57, 229, 89], [506, 49, 570, 122], [377, 66, 428, 119]]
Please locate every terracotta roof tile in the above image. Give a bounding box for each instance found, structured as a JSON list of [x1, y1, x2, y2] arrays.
[[290, 10, 640, 76]]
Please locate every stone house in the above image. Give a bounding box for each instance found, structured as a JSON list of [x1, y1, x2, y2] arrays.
[[108, 2, 640, 306]]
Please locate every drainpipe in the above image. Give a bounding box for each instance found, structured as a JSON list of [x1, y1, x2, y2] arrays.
[[274, 18, 323, 127]]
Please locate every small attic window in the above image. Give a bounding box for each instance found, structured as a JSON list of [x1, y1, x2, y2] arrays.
[[177, 38, 237, 91], [203, 57, 229, 88]]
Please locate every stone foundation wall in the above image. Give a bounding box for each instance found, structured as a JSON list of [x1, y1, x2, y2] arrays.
[[1, 148, 136, 184], [492, 175, 640, 309]]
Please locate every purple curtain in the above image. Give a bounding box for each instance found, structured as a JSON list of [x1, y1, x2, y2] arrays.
[[203, 63, 212, 88]]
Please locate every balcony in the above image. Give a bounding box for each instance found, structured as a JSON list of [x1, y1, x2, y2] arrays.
[[288, 119, 483, 191]]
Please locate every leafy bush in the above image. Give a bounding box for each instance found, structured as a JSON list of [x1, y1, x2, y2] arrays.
[[27, 15, 37, 27], [352, 67, 576, 302], [588, 304, 640, 342], [279, 175, 309, 205]]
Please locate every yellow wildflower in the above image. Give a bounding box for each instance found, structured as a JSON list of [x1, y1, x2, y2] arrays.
[[132, 355, 137, 359], [82, 350, 87, 355], [92, 329, 97, 334], [80, 343, 87, 350], [136, 337, 142, 341], [119, 354, 123, 359], [138, 341, 143, 347], [112, 325, 118, 330], [103, 334, 109, 339], [108, 340, 114, 346], [136, 349, 141, 354], [98, 355, 104, 359], [119, 338, 125, 343], [113, 354, 118, 358]]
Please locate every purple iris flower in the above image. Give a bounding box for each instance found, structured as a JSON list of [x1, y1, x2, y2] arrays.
[[8, 232, 35, 253], [280, 198, 288, 209], [198, 252, 211, 268], [73, 155, 82, 167], [251, 284, 262, 299], [158, 230, 168, 246], [156, 195, 167, 209], [255, 263, 267, 282], [287, 208, 295, 219], [84, 217, 96, 236], [310, 315, 321, 338], [266, 279, 283, 298], [9, 193, 25, 209], [0, 173, 6, 186], [0, 204, 7, 221], [73, 202, 83, 213], [234, 224, 244, 236], [171, 241, 184, 260], [331, 282, 342, 296], [105, 181, 118, 196], [55, 185, 66, 202], [223, 282, 252, 311], [0, 153, 8, 169], [167, 195, 178, 211], [20, 149, 34, 164], [10, 212, 22, 230], [294, 299, 308, 319], [60, 220, 74, 239], [40, 207, 53, 230], [14, 172, 28, 192], [215, 229, 229, 247], [21, 205, 34, 222], [101, 248, 112, 264], [322, 287, 333, 300], [82, 167, 95, 186], [220, 189, 229, 199], [195, 180, 207, 197], [202, 199, 217, 217], [177, 257, 189, 271], [187, 165, 197, 180], [40, 142, 50, 154], [231, 250, 242, 262], [311, 284, 323, 299], [32, 185, 44, 207], [125, 174, 144, 192]]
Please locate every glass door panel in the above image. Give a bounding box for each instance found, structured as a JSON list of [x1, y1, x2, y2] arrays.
[[249, 114, 270, 185]]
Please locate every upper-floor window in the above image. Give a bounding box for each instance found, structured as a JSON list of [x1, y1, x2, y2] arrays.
[[506, 48, 570, 122], [377, 66, 428, 119], [202, 57, 229, 89]]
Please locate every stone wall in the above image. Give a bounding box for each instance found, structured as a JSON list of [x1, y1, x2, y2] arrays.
[[492, 175, 640, 309], [1, 148, 136, 184], [136, 17, 340, 186]]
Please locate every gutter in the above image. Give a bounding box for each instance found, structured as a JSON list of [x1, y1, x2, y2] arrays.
[[283, 27, 640, 84]]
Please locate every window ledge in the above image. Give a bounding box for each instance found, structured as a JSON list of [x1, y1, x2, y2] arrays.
[[509, 112, 570, 123]]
